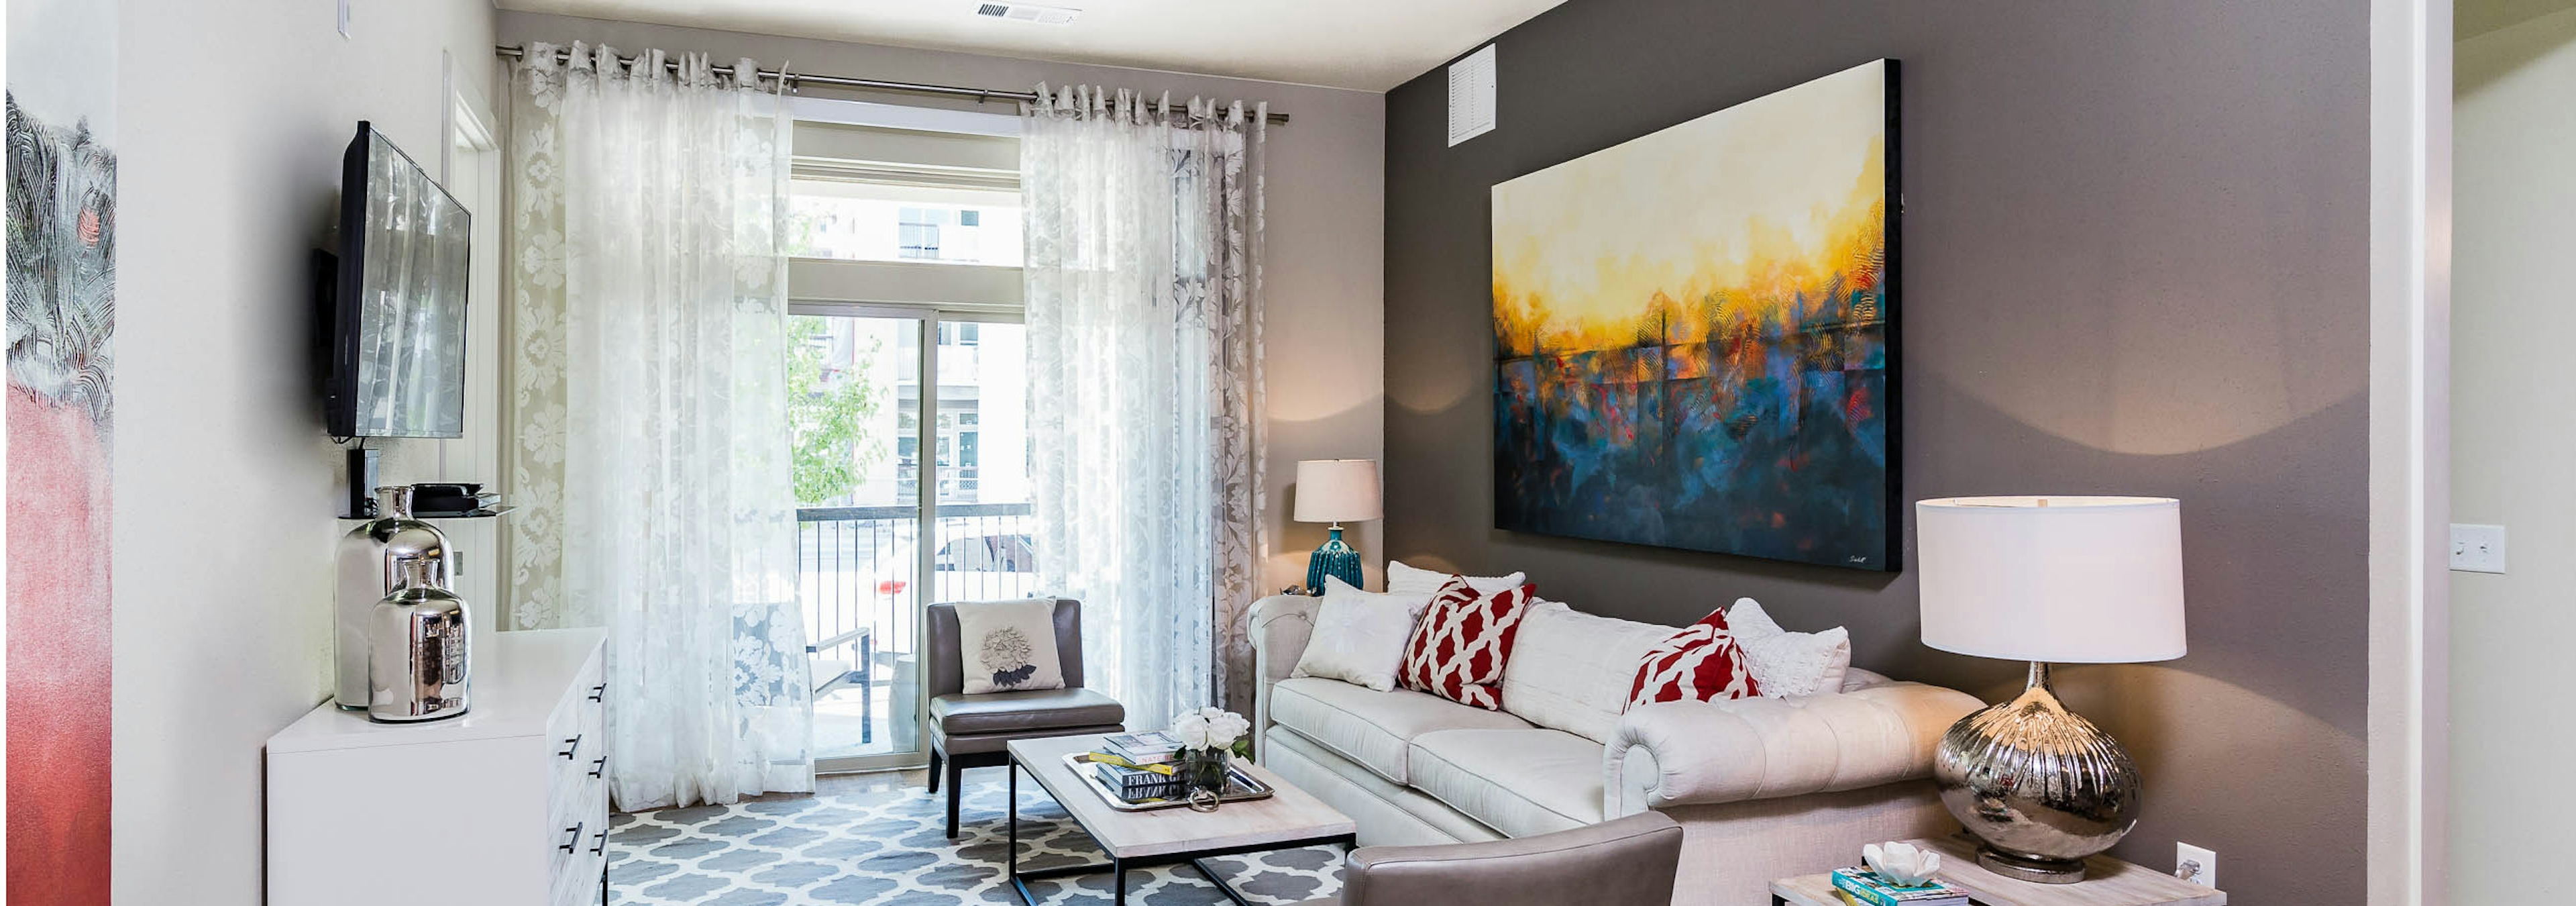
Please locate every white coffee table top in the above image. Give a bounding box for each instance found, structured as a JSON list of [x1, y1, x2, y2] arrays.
[[1006, 734, 1355, 860]]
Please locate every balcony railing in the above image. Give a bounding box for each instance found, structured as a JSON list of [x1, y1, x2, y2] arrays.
[[796, 501, 1037, 757]]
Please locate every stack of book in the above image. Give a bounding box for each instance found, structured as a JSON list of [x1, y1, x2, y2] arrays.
[[1828, 868, 1968, 906], [1091, 758, 1178, 801], [1090, 731, 1187, 802], [1101, 731, 1182, 766]]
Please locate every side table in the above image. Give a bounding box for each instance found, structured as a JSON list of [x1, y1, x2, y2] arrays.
[[1770, 835, 2225, 906]]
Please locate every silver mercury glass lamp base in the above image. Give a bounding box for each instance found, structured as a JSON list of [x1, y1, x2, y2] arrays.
[[1933, 662, 2142, 885], [1977, 848, 2090, 885]]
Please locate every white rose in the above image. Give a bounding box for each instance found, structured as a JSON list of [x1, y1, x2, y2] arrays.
[[1173, 711, 1212, 750], [1210, 712, 1249, 747]]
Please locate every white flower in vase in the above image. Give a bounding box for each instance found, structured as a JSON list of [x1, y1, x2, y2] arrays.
[[1173, 710, 1213, 750], [1172, 707, 1251, 755]]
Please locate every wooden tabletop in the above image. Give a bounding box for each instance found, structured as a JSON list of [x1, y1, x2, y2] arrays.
[[1006, 734, 1356, 861], [1770, 835, 2225, 906]]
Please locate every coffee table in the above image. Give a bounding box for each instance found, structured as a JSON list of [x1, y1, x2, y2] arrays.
[[1004, 734, 1357, 905]]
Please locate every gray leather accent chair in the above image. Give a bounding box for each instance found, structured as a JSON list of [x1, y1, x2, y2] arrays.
[[926, 599, 1124, 838], [1307, 812, 1683, 906]]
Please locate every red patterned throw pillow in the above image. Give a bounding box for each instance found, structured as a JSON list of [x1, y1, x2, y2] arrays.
[[1628, 607, 1763, 705], [1399, 578, 1538, 710]]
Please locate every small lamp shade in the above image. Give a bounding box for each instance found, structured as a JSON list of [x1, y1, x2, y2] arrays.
[[1916, 496, 2186, 664], [1293, 460, 1383, 523]]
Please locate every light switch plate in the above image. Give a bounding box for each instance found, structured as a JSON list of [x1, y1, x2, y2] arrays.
[[337, 0, 352, 38], [2451, 523, 2506, 574]]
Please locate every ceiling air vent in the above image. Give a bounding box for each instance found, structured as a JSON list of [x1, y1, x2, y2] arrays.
[[975, 3, 1080, 26]]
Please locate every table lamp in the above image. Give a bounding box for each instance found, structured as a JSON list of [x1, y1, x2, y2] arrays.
[[1293, 460, 1382, 593], [1915, 496, 2186, 884]]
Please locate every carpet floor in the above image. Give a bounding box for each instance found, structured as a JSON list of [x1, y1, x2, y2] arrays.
[[608, 770, 1346, 905]]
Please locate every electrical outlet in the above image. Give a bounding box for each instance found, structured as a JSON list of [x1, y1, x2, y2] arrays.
[[2176, 842, 2217, 889], [2451, 523, 2507, 574]]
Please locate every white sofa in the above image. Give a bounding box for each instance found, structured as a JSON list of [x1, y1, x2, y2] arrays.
[[1249, 594, 1983, 906]]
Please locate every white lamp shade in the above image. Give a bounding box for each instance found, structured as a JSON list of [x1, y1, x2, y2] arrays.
[[1916, 496, 2186, 664], [1293, 460, 1383, 523]]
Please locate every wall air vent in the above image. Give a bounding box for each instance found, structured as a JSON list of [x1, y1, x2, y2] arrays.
[[1448, 44, 1497, 146], [975, 3, 1080, 26]]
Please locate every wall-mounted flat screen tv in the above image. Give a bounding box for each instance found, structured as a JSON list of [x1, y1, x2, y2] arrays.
[[325, 121, 470, 439]]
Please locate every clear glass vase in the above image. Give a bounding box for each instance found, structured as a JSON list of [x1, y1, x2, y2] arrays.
[[1181, 748, 1230, 797]]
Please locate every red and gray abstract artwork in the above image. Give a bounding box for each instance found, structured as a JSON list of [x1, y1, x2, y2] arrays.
[[8, 0, 117, 901]]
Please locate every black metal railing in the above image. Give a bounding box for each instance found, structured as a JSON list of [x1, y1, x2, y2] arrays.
[[794, 501, 1039, 685]]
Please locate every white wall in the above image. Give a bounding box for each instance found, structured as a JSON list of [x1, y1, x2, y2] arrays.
[[113, 2, 498, 903], [495, 11, 1391, 594], [2450, 8, 2576, 902]]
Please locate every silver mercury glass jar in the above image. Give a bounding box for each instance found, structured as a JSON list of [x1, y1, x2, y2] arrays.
[[335, 486, 450, 709], [368, 556, 472, 723]]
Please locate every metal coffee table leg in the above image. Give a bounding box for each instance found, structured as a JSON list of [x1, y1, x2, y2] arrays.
[[1002, 751, 1348, 906], [1008, 754, 1120, 905]]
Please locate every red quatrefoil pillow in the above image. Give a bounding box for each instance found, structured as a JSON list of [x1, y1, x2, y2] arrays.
[[1628, 606, 1763, 705], [1398, 578, 1538, 711]]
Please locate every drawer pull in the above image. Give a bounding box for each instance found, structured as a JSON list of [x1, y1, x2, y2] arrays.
[[588, 683, 606, 703], [559, 821, 584, 853], [590, 828, 608, 856], [559, 734, 582, 760], [589, 755, 608, 778]]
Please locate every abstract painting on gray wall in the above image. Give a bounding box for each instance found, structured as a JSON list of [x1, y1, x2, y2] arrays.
[[1491, 60, 1899, 570]]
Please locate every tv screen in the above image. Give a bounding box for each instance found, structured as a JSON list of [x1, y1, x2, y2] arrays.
[[327, 121, 470, 439]]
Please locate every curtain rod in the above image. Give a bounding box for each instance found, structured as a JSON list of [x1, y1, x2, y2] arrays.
[[494, 44, 1289, 125]]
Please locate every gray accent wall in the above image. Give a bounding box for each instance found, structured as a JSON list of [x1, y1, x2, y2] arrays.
[[1382, 2, 2367, 902]]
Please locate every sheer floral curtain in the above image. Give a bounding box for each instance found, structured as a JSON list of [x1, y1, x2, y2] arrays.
[[504, 42, 811, 810], [1022, 87, 1269, 723]]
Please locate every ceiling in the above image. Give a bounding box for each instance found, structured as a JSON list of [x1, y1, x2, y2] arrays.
[[493, 0, 1570, 91]]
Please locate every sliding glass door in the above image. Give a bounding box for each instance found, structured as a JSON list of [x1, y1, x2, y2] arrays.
[[794, 311, 1029, 773], [785, 114, 1026, 773]]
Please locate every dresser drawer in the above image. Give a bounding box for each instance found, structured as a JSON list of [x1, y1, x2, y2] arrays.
[[545, 652, 607, 822], [545, 650, 604, 748], [546, 649, 610, 906], [549, 772, 610, 906]]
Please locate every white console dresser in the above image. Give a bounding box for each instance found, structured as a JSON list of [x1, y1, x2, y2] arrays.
[[268, 627, 609, 906]]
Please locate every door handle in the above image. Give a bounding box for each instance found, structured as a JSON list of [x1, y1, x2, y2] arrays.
[[590, 828, 608, 856], [588, 683, 605, 703], [559, 821, 584, 852], [559, 734, 582, 760], [589, 756, 608, 778]]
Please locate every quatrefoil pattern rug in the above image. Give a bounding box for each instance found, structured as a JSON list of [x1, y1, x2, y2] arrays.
[[608, 774, 1344, 905]]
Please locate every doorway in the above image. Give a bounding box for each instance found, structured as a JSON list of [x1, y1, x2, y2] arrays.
[[795, 311, 1032, 772]]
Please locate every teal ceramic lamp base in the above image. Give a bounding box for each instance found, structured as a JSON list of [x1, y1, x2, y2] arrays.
[[1305, 525, 1362, 593]]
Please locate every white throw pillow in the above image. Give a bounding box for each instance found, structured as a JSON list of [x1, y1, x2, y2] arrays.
[[1725, 597, 1851, 698], [1386, 559, 1527, 596], [1499, 600, 1680, 742], [953, 599, 1066, 694], [1291, 576, 1439, 692]]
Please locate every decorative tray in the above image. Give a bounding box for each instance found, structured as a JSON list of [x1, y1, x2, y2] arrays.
[[1062, 752, 1275, 812]]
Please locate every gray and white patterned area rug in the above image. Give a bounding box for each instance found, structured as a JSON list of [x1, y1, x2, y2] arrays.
[[609, 773, 1344, 905]]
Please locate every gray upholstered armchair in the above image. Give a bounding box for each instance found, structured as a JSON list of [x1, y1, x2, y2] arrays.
[[1307, 812, 1684, 906], [925, 598, 1125, 838]]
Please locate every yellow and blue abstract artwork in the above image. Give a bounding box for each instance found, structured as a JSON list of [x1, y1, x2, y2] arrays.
[[1491, 60, 1898, 570]]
